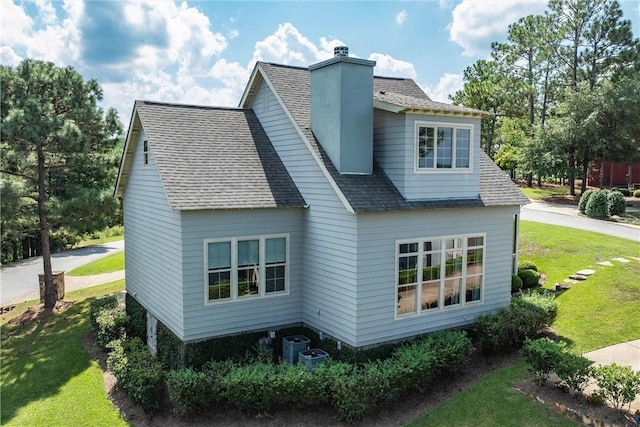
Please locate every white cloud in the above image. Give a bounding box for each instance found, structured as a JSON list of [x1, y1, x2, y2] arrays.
[[0, 0, 34, 47], [449, 0, 547, 57], [422, 73, 464, 103], [0, 46, 23, 67], [368, 53, 417, 79], [395, 10, 408, 25]]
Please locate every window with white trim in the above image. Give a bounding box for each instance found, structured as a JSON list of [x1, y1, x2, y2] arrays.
[[396, 235, 484, 317], [205, 235, 288, 303], [416, 123, 472, 170]]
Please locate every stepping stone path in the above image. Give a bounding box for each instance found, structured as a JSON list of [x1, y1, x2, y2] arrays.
[[558, 258, 637, 290]]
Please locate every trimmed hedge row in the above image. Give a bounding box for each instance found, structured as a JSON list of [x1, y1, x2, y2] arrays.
[[90, 295, 127, 350], [166, 330, 474, 422], [579, 189, 627, 219]]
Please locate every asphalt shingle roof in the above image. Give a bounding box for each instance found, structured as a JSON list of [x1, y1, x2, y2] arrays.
[[258, 62, 528, 211], [135, 100, 306, 211], [374, 91, 491, 117]]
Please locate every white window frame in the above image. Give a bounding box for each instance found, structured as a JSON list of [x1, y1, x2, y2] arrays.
[[395, 233, 485, 319], [414, 121, 474, 173], [204, 234, 289, 305]]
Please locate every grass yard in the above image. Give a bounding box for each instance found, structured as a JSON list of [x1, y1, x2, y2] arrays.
[[0, 280, 127, 427], [519, 184, 573, 200], [67, 251, 125, 276], [406, 361, 577, 427]]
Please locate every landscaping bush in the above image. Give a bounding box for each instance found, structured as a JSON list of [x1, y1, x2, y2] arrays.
[[94, 305, 129, 349], [578, 189, 594, 214], [517, 260, 538, 272], [125, 293, 147, 342], [511, 275, 523, 293], [554, 352, 592, 394], [89, 295, 118, 330], [518, 269, 539, 289], [107, 337, 164, 411], [592, 363, 640, 410], [585, 190, 609, 219], [522, 338, 564, 383], [617, 187, 631, 197], [634, 189, 640, 198], [474, 293, 557, 354], [166, 369, 214, 414], [607, 190, 626, 216]]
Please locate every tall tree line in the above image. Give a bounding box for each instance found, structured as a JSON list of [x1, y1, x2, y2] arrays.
[[1, 60, 123, 307], [452, 0, 640, 195]]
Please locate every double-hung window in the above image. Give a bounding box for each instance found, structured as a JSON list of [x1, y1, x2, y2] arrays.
[[396, 234, 484, 317], [416, 122, 472, 171], [205, 235, 288, 303]]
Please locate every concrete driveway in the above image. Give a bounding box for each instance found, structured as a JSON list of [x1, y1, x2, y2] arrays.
[[0, 240, 124, 305]]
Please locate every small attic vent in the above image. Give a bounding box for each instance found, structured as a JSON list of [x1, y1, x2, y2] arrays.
[[334, 46, 349, 57]]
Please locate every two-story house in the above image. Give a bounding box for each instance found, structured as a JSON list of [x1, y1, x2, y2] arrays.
[[115, 47, 528, 351]]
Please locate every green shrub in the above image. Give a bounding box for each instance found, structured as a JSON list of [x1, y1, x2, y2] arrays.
[[125, 293, 147, 342], [94, 306, 129, 349], [220, 362, 277, 412], [607, 190, 626, 216], [518, 269, 539, 289], [511, 275, 523, 293], [517, 260, 538, 272], [107, 337, 164, 411], [166, 369, 212, 414], [522, 338, 565, 383], [634, 189, 640, 198], [585, 190, 610, 219], [592, 363, 640, 409], [578, 189, 594, 214], [617, 188, 631, 197], [474, 293, 557, 354], [89, 295, 118, 330], [156, 321, 185, 371], [554, 352, 592, 393]]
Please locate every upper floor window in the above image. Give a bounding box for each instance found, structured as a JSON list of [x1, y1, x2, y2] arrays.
[[396, 234, 484, 318], [416, 122, 472, 171], [143, 140, 149, 167], [205, 235, 288, 304]]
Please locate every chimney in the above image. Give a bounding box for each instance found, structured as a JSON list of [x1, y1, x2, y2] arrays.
[[309, 47, 376, 174]]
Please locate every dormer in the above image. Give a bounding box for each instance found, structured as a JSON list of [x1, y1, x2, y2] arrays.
[[372, 88, 491, 201], [309, 47, 376, 175]]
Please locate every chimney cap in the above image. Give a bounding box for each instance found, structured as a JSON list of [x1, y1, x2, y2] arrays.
[[334, 46, 349, 57]]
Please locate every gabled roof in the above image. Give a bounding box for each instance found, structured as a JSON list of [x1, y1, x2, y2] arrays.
[[115, 101, 305, 211], [242, 62, 527, 212]]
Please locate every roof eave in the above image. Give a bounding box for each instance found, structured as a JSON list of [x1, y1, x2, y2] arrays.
[[239, 63, 264, 108], [114, 104, 142, 199]]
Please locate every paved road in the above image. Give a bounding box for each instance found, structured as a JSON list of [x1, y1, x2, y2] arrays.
[[522, 201, 640, 243], [0, 240, 124, 305]]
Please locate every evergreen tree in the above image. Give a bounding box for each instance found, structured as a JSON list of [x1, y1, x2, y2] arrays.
[[1, 60, 122, 308]]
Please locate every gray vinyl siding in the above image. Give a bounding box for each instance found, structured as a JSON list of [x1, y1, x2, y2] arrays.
[[354, 206, 518, 347], [374, 109, 481, 200], [179, 209, 304, 342], [123, 128, 184, 337], [251, 80, 359, 346]]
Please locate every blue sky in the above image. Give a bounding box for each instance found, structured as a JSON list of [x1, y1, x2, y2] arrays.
[[2, 0, 638, 125]]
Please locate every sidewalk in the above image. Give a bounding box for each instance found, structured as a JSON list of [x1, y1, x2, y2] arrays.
[[584, 340, 640, 412]]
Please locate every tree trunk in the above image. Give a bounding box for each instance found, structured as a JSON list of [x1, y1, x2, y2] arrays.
[[37, 146, 55, 308], [526, 173, 533, 187], [568, 151, 576, 196], [598, 159, 605, 188]]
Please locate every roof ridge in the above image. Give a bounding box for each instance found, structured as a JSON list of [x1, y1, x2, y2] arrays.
[[136, 100, 248, 112]]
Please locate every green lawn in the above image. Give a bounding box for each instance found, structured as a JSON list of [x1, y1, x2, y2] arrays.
[[406, 361, 577, 427], [0, 281, 128, 427], [519, 185, 572, 200], [67, 251, 125, 276]]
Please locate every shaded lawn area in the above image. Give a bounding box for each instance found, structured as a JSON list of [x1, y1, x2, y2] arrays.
[[0, 280, 127, 427], [67, 251, 125, 276]]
